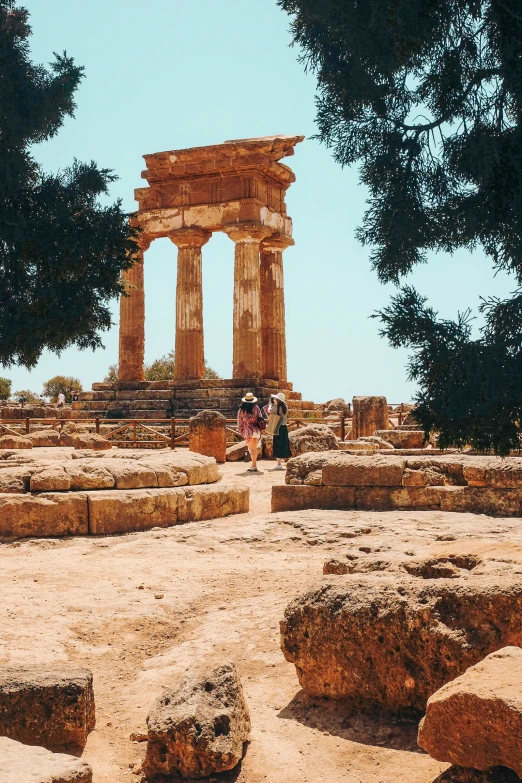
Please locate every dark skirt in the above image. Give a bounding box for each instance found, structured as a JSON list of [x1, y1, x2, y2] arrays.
[[273, 424, 292, 459]]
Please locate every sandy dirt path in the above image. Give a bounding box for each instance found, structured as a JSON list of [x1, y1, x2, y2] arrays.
[[2, 457, 521, 782]]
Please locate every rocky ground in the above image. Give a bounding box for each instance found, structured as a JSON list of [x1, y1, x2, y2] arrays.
[[2, 453, 522, 782]]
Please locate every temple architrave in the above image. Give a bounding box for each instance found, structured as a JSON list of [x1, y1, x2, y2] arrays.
[[75, 135, 315, 419]]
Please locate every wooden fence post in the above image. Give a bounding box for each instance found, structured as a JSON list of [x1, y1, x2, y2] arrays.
[[170, 418, 176, 449], [340, 416, 345, 442], [25, 417, 30, 435], [95, 418, 100, 434]]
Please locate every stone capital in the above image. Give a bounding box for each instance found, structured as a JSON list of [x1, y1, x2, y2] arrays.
[[260, 234, 294, 253], [169, 227, 212, 249], [223, 222, 272, 244], [134, 233, 153, 253]]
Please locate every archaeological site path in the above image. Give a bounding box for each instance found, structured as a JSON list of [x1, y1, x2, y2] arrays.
[[2, 458, 522, 782]]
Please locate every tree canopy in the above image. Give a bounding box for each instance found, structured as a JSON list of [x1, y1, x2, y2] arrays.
[[42, 375, 82, 403], [279, 0, 522, 453], [0, 378, 11, 400], [0, 2, 138, 369], [104, 353, 221, 383]]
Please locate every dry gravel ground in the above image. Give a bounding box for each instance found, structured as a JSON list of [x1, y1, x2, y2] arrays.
[[2, 454, 522, 782]]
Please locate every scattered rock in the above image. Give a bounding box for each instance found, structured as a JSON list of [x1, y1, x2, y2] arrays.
[[358, 435, 395, 449], [324, 398, 351, 417], [28, 429, 62, 447], [418, 647, 522, 777], [285, 451, 337, 485], [280, 574, 522, 713], [74, 433, 111, 450], [288, 425, 338, 457], [0, 434, 32, 449], [226, 441, 248, 461], [143, 661, 250, 779], [0, 665, 95, 750], [0, 736, 92, 783]]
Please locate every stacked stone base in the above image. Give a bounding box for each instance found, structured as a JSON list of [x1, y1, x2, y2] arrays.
[[73, 378, 316, 420], [273, 453, 522, 517]]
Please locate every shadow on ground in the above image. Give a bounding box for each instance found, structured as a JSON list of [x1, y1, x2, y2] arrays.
[[278, 689, 423, 752], [433, 766, 520, 782]]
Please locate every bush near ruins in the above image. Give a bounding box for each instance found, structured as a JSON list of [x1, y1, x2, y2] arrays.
[[104, 352, 221, 382], [13, 389, 40, 403], [0, 378, 11, 400], [0, 1, 139, 370], [42, 376, 83, 403], [280, 0, 522, 454]]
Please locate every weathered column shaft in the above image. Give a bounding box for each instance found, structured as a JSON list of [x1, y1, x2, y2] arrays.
[[225, 224, 270, 379], [118, 238, 150, 382], [169, 228, 211, 381], [260, 236, 292, 381]]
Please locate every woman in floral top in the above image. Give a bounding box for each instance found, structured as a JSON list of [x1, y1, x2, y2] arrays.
[[237, 392, 263, 472]]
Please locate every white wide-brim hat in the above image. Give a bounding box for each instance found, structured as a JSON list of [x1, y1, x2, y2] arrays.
[[271, 392, 286, 401], [242, 392, 258, 403]]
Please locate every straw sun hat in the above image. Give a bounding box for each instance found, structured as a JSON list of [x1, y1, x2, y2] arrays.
[[241, 392, 258, 403]]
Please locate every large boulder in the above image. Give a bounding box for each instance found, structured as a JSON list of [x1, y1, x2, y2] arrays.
[[324, 398, 350, 417], [418, 647, 522, 778], [143, 662, 250, 779], [288, 425, 338, 456], [0, 666, 95, 751], [285, 451, 338, 486], [73, 433, 111, 451], [280, 574, 522, 713], [0, 434, 32, 449], [0, 737, 92, 783]]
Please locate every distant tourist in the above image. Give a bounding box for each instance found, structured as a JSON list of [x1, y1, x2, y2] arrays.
[[237, 392, 265, 472], [18, 394, 26, 409], [266, 392, 292, 469], [72, 392, 79, 402], [56, 392, 66, 408], [39, 394, 46, 405]]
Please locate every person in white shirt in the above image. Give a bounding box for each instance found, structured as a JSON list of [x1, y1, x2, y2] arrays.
[[57, 392, 66, 408]]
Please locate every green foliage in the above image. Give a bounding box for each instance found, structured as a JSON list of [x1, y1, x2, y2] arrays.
[[0, 377, 12, 400], [280, 0, 522, 453], [106, 353, 221, 382], [0, 1, 139, 369], [42, 375, 82, 403], [13, 388, 40, 403]]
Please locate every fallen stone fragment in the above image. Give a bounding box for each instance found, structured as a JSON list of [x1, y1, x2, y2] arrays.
[[74, 433, 111, 450], [352, 395, 389, 439], [288, 424, 338, 456], [322, 454, 406, 487], [0, 434, 32, 449], [0, 466, 31, 493], [143, 661, 250, 779], [0, 737, 92, 783], [280, 574, 522, 713], [0, 665, 95, 750], [418, 647, 522, 777], [375, 429, 426, 449], [189, 410, 227, 463], [28, 429, 61, 447], [226, 440, 248, 461], [285, 450, 337, 485]]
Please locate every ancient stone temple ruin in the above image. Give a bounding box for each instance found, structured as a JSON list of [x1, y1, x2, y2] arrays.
[[75, 135, 316, 419]]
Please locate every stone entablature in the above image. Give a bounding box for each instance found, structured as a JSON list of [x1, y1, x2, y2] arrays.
[[119, 135, 304, 384]]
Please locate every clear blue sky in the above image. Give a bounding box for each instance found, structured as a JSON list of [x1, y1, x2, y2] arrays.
[[8, 0, 515, 404]]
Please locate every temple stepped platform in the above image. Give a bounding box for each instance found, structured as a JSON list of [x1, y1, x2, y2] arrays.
[[74, 379, 317, 420]]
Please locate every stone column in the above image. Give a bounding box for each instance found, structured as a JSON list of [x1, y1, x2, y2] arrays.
[[352, 396, 390, 439], [260, 235, 293, 381], [118, 235, 151, 382], [224, 223, 270, 379], [169, 227, 211, 380]]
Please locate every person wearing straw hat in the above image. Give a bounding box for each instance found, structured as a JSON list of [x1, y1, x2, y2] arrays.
[[237, 392, 264, 472], [267, 391, 292, 469]]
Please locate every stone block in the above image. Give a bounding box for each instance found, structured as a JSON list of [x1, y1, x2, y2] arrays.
[[0, 466, 31, 494], [438, 486, 522, 516], [102, 459, 158, 489], [322, 454, 405, 487], [356, 485, 442, 510], [0, 737, 92, 783], [87, 488, 180, 535], [271, 485, 356, 512], [0, 493, 88, 537], [281, 574, 522, 713], [418, 647, 522, 777], [177, 483, 249, 522], [288, 424, 338, 456], [0, 666, 95, 751], [0, 435, 32, 449], [462, 458, 522, 488], [189, 410, 227, 463], [143, 662, 250, 779], [28, 430, 61, 447], [226, 441, 248, 461], [352, 396, 389, 439], [374, 429, 426, 449], [31, 466, 71, 492], [74, 433, 111, 450]]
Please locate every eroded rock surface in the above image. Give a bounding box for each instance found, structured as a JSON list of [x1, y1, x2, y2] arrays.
[[0, 737, 93, 783], [418, 647, 522, 777], [0, 434, 32, 449], [280, 574, 522, 713], [143, 661, 250, 779], [288, 425, 338, 456]]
